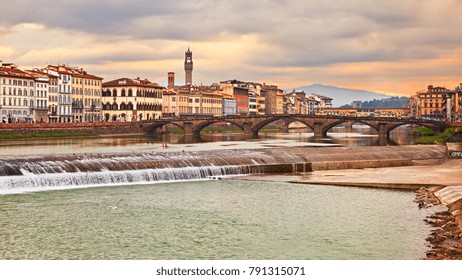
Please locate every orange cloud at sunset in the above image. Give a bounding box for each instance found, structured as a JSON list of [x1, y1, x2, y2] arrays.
[[0, 0, 461, 96]]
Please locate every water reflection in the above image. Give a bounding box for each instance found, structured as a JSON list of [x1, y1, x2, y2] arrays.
[[0, 124, 419, 156], [147, 124, 418, 146]]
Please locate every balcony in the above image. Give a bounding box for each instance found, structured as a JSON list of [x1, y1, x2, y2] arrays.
[[72, 101, 84, 109]]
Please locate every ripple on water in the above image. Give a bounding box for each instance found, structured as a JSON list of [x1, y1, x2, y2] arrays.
[[0, 180, 438, 260]]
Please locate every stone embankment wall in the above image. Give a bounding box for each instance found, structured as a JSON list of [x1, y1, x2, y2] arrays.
[[0, 122, 144, 135], [447, 142, 462, 159], [435, 187, 462, 232]]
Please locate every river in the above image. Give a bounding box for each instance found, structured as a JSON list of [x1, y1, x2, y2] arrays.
[[0, 124, 435, 260]]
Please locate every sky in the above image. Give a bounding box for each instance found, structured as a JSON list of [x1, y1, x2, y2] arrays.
[[1, 0, 461, 96]]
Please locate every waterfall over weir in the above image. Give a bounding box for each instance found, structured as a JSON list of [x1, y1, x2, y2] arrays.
[[0, 149, 309, 194], [0, 145, 447, 194]]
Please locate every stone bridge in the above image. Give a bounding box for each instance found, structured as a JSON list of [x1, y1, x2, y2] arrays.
[[142, 114, 447, 140]]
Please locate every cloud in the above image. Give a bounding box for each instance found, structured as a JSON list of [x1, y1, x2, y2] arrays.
[[1, 0, 461, 95]]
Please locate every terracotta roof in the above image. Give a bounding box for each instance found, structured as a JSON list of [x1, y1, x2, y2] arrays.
[[0, 66, 36, 79], [72, 72, 103, 80], [103, 77, 165, 89]]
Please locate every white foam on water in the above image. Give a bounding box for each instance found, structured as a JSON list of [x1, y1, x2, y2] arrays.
[[0, 166, 250, 195]]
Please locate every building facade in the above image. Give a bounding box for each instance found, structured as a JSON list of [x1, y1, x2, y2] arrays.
[[410, 84, 462, 121], [71, 68, 103, 122], [320, 107, 410, 117], [162, 85, 222, 117], [32, 73, 49, 123], [410, 85, 449, 119], [102, 77, 164, 122], [43, 65, 74, 123], [46, 74, 59, 123], [0, 63, 37, 123], [263, 85, 284, 114]]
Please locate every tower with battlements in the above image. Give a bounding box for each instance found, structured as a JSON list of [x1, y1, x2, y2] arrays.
[[184, 47, 193, 85]]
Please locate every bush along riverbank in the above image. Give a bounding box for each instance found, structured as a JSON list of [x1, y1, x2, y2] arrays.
[[414, 127, 462, 144], [0, 131, 98, 139]]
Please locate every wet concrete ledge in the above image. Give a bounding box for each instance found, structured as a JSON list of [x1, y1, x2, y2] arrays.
[[290, 181, 446, 191]]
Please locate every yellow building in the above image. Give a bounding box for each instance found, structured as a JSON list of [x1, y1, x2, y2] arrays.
[[102, 78, 164, 121], [163, 85, 222, 117], [419, 85, 447, 118], [162, 90, 190, 117], [72, 68, 103, 122], [263, 84, 284, 114]]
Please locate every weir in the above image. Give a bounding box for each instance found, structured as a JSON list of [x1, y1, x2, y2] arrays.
[[0, 145, 447, 193], [0, 150, 311, 193]]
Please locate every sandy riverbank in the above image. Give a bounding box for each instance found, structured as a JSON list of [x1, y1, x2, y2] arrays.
[[238, 152, 462, 260]]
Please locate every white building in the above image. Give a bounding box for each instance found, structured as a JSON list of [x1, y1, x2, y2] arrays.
[[33, 74, 49, 123], [249, 92, 258, 115], [222, 98, 237, 116], [44, 65, 74, 123], [0, 62, 36, 123], [306, 93, 333, 114]]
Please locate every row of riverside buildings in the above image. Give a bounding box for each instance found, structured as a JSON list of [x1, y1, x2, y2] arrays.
[[409, 84, 462, 121], [0, 49, 334, 124], [2, 48, 461, 124]]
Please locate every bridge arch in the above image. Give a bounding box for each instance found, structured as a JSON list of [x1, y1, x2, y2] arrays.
[[251, 116, 315, 135], [386, 121, 437, 135], [144, 121, 184, 135], [322, 119, 379, 135], [191, 119, 245, 134]]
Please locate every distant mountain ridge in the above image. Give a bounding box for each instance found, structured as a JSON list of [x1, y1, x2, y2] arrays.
[[289, 84, 405, 107]]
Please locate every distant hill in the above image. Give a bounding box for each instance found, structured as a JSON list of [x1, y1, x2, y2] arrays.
[[340, 97, 410, 108], [289, 84, 405, 107]]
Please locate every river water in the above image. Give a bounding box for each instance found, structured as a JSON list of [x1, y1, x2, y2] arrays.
[[0, 180, 436, 260], [0, 125, 418, 156], [0, 125, 434, 259]]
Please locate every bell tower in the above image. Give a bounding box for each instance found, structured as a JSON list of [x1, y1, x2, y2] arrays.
[[168, 72, 175, 89], [184, 47, 193, 85]]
